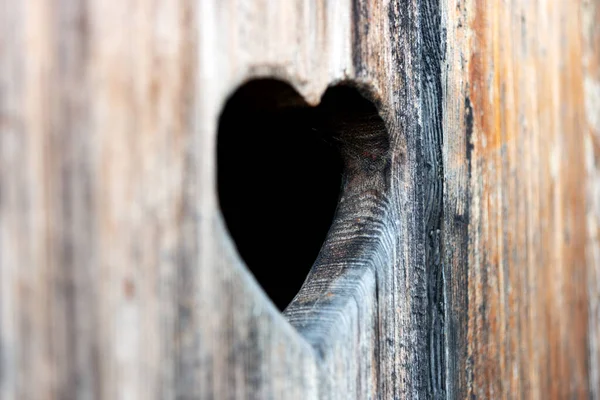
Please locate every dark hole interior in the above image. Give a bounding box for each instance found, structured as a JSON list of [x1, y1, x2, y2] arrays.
[[218, 79, 379, 311]]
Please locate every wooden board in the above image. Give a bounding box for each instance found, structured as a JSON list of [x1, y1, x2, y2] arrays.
[[442, 1, 600, 397], [0, 0, 598, 399]]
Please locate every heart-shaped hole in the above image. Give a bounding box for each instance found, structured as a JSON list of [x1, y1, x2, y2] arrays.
[[217, 79, 386, 311]]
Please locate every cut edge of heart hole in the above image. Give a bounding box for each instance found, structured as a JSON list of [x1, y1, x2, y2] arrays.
[[217, 78, 390, 314]]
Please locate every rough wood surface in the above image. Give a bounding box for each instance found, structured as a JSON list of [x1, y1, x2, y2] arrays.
[[0, 0, 598, 399], [442, 0, 600, 398]]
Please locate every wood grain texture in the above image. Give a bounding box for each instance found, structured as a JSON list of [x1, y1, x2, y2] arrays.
[[442, 0, 600, 398], [1, 0, 599, 399]]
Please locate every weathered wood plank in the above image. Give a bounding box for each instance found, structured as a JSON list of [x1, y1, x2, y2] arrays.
[[1, 0, 433, 398], [442, 0, 600, 398]]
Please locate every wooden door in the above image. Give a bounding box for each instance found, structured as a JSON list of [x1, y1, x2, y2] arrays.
[[1, 0, 599, 399]]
